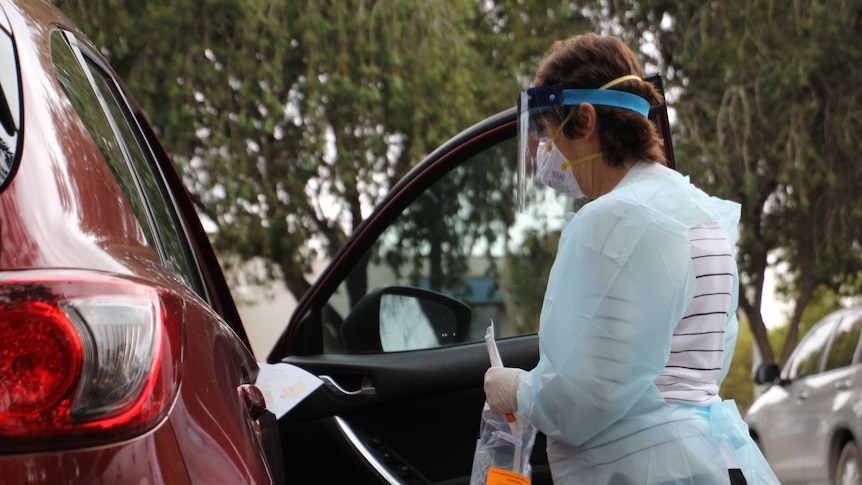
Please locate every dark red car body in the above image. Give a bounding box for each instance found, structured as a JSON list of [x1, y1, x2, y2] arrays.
[[0, 1, 279, 482]]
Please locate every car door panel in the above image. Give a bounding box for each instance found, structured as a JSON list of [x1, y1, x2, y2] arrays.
[[278, 336, 550, 484], [269, 109, 570, 483]]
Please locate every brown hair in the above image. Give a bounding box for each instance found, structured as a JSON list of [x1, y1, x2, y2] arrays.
[[534, 33, 666, 166]]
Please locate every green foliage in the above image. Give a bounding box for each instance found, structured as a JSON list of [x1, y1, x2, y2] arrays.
[[51, 0, 520, 299], [48, 0, 604, 305], [609, 0, 862, 364]]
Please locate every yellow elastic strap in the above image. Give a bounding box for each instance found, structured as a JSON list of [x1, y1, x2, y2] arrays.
[[544, 114, 572, 151], [543, 76, 635, 163], [599, 74, 641, 90], [561, 151, 602, 170], [545, 75, 639, 154]]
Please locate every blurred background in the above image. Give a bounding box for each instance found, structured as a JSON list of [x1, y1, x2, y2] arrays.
[[52, 0, 862, 413]]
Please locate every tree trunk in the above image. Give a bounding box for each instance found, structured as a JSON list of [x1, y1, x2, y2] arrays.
[[739, 289, 775, 365], [282, 264, 312, 302], [780, 265, 815, 365]]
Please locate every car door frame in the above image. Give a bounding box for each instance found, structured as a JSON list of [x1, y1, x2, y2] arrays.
[[269, 108, 517, 360], [266, 108, 554, 484]]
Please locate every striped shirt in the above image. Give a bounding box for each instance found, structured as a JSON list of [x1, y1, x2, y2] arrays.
[[656, 223, 734, 405]]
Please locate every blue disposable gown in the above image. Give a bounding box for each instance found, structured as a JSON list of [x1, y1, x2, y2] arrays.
[[516, 161, 778, 484]]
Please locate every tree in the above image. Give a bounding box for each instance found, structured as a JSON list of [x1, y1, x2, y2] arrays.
[[54, 0, 861, 368], [52, 0, 529, 307], [52, 0, 313, 294], [607, 0, 862, 365]]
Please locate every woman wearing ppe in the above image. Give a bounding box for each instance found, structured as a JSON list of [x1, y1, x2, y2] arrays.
[[484, 34, 778, 484]]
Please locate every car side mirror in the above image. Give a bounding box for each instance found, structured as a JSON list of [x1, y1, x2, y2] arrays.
[[341, 286, 472, 353], [753, 362, 781, 385]]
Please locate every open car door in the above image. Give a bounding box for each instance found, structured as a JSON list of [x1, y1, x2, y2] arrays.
[[268, 108, 553, 484]]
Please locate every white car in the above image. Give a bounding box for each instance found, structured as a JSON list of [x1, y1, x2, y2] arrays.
[[746, 306, 862, 485]]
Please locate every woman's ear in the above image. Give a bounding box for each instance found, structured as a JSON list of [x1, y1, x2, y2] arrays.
[[577, 103, 598, 141]]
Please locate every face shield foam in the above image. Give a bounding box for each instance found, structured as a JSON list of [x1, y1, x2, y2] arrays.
[[516, 78, 652, 212]]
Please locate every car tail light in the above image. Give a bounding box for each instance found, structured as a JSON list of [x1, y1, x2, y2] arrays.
[[0, 270, 183, 453]]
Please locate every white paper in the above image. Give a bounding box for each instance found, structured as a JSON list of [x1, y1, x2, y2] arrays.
[[255, 362, 323, 419]]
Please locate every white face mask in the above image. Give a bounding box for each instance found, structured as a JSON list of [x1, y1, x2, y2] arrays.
[[536, 140, 600, 199]]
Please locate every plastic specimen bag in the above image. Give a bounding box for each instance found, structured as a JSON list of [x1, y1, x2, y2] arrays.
[[469, 322, 537, 485]]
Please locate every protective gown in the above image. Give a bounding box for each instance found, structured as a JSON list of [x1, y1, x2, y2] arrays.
[[516, 161, 779, 484]]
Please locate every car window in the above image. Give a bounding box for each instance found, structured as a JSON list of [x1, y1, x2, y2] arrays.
[[83, 58, 202, 291], [50, 31, 204, 296], [322, 135, 577, 353], [0, 26, 20, 189], [786, 317, 837, 380], [51, 32, 157, 241], [824, 313, 862, 372]]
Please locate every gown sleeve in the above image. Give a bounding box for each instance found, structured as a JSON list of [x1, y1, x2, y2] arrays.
[[516, 196, 696, 445]]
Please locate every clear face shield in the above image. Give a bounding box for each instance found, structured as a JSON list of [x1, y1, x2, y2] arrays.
[[516, 76, 673, 212], [516, 90, 541, 213]]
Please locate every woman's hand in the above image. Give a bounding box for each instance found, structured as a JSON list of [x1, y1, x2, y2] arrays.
[[484, 367, 526, 415]]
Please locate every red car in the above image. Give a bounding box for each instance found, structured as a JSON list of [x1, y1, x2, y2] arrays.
[[0, 1, 280, 483], [1, 1, 678, 483]]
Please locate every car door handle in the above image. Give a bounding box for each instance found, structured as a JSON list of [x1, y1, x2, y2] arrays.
[[319, 375, 377, 397], [836, 380, 851, 391], [237, 384, 268, 419], [797, 390, 809, 401]]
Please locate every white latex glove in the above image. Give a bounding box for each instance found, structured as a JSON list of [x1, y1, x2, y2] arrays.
[[484, 367, 526, 415]]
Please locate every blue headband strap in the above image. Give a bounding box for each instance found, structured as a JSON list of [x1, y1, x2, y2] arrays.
[[562, 89, 649, 117], [521, 85, 650, 118]]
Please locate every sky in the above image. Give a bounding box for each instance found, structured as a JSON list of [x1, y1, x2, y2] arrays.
[[761, 265, 791, 329]]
